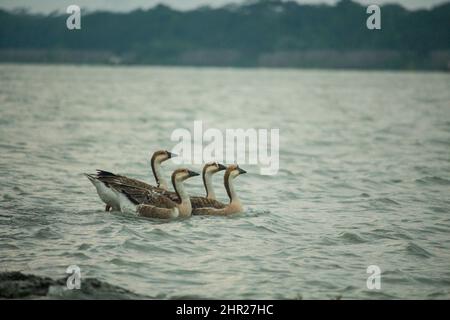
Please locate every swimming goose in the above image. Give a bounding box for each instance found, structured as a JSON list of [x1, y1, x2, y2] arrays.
[[85, 150, 175, 211], [193, 164, 247, 216], [151, 162, 227, 209], [201, 162, 226, 200], [190, 162, 227, 211], [110, 168, 200, 219]]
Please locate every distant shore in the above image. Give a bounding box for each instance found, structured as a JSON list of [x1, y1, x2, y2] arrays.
[[1, 49, 449, 71], [1, 0, 449, 72]]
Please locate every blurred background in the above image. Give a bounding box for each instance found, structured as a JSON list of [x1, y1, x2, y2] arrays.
[[0, 0, 449, 70]]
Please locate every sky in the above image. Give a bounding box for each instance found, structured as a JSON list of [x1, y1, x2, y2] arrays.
[[0, 0, 447, 13]]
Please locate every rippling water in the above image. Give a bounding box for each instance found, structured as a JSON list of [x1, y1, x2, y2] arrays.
[[1, 64, 449, 299]]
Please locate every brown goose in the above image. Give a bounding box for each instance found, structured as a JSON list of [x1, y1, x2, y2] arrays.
[[85, 150, 175, 211], [142, 162, 227, 209], [193, 164, 246, 216], [110, 169, 199, 219], [190, 162, 227, 212]]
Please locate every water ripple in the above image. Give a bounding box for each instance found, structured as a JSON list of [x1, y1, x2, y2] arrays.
[[338, 232, 367, 244], [1, 65, 450, 299], [406, 242, 433, 259]]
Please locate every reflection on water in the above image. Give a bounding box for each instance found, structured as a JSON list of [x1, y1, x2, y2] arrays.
[[0, 64, 449, 299]]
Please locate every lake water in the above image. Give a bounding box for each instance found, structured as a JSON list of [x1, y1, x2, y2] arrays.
[[0, 64, 449, 299]]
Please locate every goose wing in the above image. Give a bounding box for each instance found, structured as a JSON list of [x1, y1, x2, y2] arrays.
[[110, 183, 177, 209], [110, 184, 180, 219], [94, 170, 159, 191]]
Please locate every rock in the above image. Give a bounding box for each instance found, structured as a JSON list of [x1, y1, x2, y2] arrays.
[[0, 271, 145, 299]]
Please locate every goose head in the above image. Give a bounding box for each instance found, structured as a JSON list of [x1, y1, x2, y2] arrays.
[[225, 164, 247, 180], [172, 168, 200, 183], [151, 150, 177, 164], [203, 162, 226, 175]]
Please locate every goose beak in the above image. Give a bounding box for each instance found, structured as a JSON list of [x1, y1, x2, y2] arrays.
[[167, 151, 178, 159], [218, 163, 226, 171], [238, 167, 247, 175], [188, 170, 200, 177]]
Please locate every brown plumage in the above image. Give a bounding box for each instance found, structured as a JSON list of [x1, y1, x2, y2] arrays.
[[96, 150, 174, 190], [133, 162, 227, 211], [111, 168, 200, 219], [193, 164, 246, 216], [111, 184, 175, 208], [191, 196, 226, 210], [86, 150, 175, 211], [93, 170, 156, 190], [191, 162, 227, 213]]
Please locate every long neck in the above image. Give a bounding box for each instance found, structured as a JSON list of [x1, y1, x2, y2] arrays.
[[203, 171, 216, 199], [151, 159, 168, 190], [224, 174, 239, 204], [172, 176, 190, 205]]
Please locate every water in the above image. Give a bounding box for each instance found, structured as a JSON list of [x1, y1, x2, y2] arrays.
[[0, 63, 449, 299]]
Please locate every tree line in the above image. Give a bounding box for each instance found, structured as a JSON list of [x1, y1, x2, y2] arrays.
[[0, 0, 449, 70]]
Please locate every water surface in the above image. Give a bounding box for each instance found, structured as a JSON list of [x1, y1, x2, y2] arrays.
[[0, 64, 449, 299]]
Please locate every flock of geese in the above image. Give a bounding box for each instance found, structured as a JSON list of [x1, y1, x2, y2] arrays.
[[85, 150, 247, 219]]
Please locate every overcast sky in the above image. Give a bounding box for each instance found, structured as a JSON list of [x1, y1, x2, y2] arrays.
[[0, 0, 447, 13]]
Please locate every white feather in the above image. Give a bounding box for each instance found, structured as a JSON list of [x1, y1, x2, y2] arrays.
[[86, 175, 120, 211], [111, 188, 138, 215]]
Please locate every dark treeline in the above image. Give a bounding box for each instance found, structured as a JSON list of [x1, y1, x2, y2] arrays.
[[0, 0, 449, 70]]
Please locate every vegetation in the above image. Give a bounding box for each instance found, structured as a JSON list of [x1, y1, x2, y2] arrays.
[[0, 0, 449, 70]]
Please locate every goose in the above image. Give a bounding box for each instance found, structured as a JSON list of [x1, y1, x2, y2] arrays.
[[110, 168, 200, 219], [193, 164, 246, 216], [85, 150, 175, 211], [140, 161, 227, 208], [200, 162, 226, 200], [189, 162, 227, 211]]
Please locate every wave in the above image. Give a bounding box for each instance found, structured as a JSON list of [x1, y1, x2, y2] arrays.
[[415, 176, 450, 186], [338, 232, 367, 244], [406, 242, 433, 259], [371, 197, 401, 206], [33, 227, 62, 240]]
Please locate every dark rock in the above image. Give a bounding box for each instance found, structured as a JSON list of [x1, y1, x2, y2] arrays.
[[0, 271, 146, 299]]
